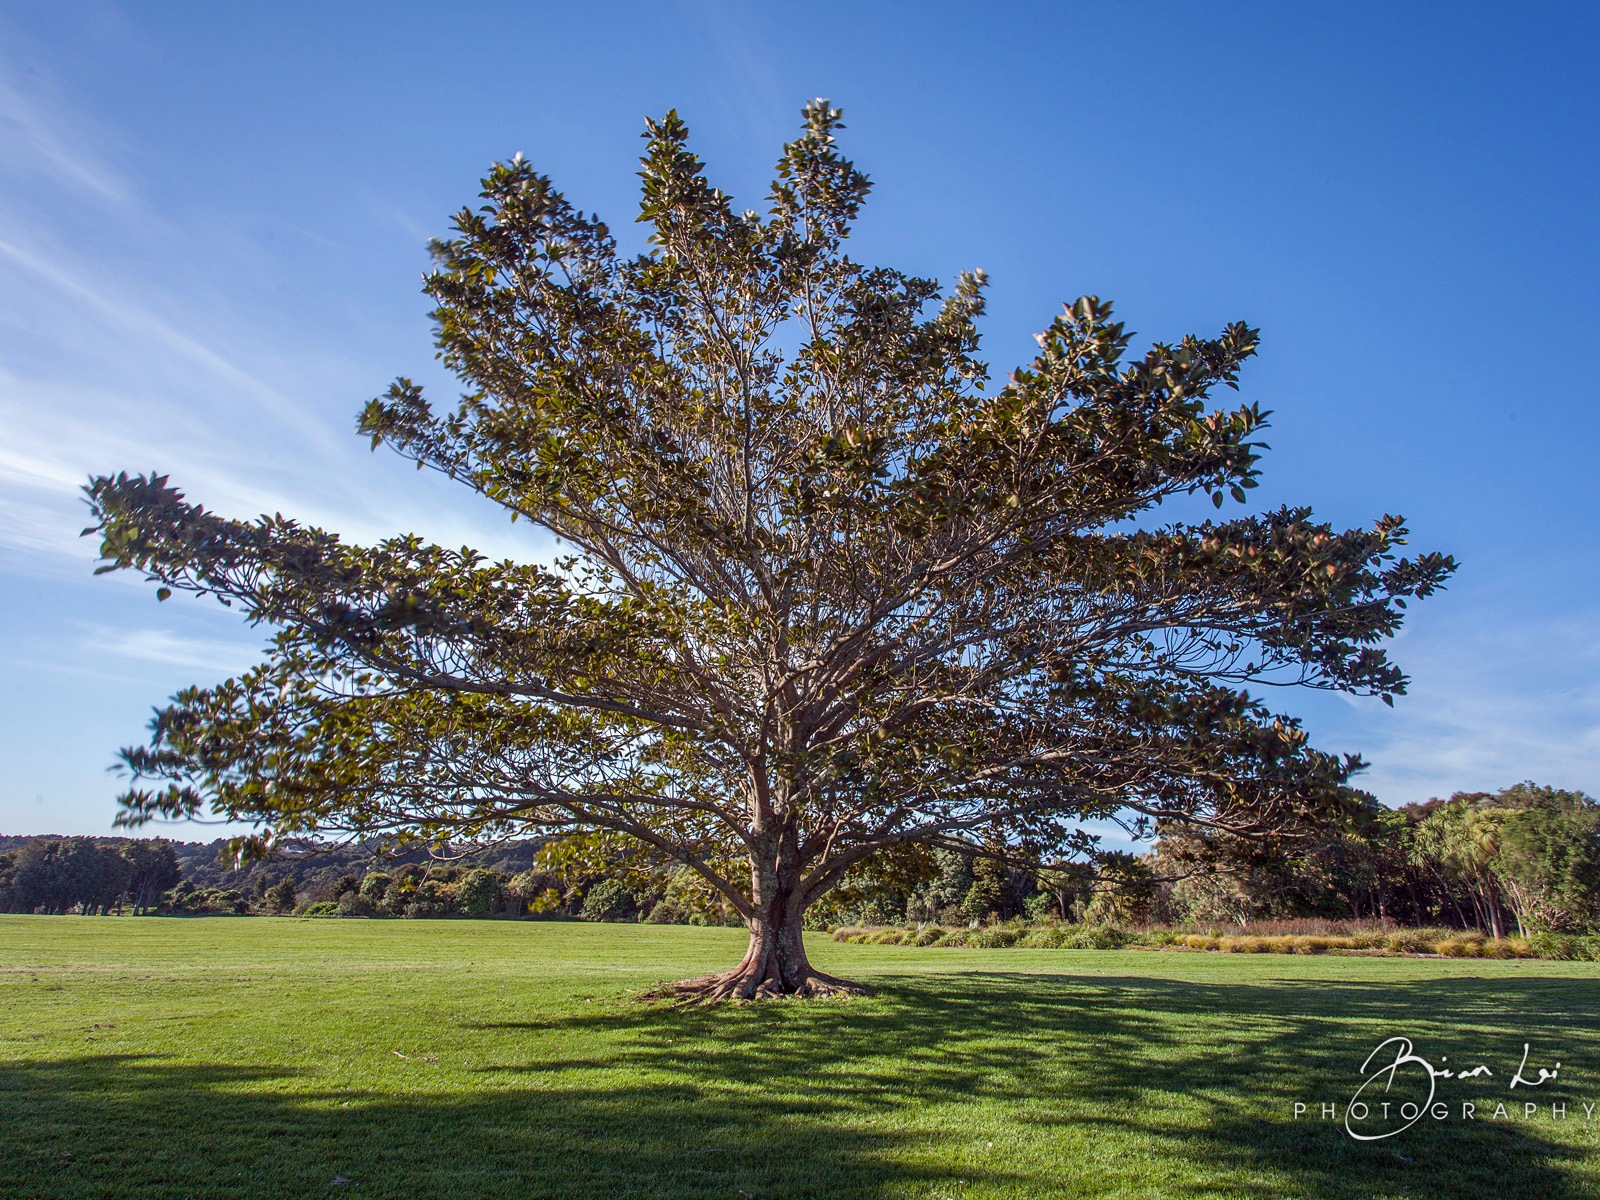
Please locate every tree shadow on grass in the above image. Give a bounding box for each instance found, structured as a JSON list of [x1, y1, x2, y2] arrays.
[[4, 971, 1597, 1198], [474, 969, 1600, 1199], [0, 1053, 981, 1200]]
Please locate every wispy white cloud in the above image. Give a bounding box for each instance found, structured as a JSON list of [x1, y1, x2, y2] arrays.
[[80, 626, 266, 674], [0, 235, 346, 455], [0, 37, 553, 834], [1314, 605, 1600, 805], [0, 58, 131, 207], [0, 61, 540, 571], [0, 51, 357, 566], [389, 207, 433, 244]]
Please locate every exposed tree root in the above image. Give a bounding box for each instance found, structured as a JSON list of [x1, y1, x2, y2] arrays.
[[640, 910, 867, 1003], [645, 964, 869, 1003]]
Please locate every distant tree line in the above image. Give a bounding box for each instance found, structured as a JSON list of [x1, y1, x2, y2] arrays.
[[3, 783, 1593, 933], [747, 782, 1600, 936], [0, 838, 180, 915], [0, 835, 541, 918], [1126, 782, 1600, 936]]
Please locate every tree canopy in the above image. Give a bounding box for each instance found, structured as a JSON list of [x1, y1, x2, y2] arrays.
[[0, 837, 178, 915], [87, 101, 1454, 997]]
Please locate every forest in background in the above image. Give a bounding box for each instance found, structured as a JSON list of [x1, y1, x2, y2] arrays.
[[3, 782, 1596, 938]]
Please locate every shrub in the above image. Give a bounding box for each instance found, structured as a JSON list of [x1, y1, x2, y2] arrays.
[[826, 921, 1590, 961], [1024, 893, 1061, 923], [526, 887, 566, 917], [1230, 918, 1393, 938], [264, 878, 297, 915], [1065, 925, 1130, 950], [1017, 928, 1066, 949], [336, 893, 377, 917], [646, 900, 688, 924], [454, 869, 504, 917], [1130, 928, 1185, 948], [1383, 928, 1447, 954], [1436, 936, 1485, 957], [1529, 932, 1588, 961], [1488, 938, 1533, 959], [968, 928, 1020, 948], [403, 878, 454, 918], [298, 901, 339, 917], [163, 882, 251, 915], [579, 879, 635, 922]]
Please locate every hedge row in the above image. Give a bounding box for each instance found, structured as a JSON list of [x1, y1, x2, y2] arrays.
[[829, 924, 1600, 960], [831, 924, 1133, 950]]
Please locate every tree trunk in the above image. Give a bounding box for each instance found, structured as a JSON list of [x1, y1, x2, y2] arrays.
[[653, 831, 866, 1002]]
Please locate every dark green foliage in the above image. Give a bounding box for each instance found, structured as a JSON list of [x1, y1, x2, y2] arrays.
[[166, 837, 541, 907], [960, 857, 1010, 922], [1024, 892, 1061, 922], [263, 877, 297, 914], [1134, 782, 1600, 935], [454, 868, 504, 916], [336, 892, 378, 917], [926, 850, 975, 913], [580, 879, 637, 922], [1483, 785, 1600, 933], [404, 878, 452, 918], [504, 869, 566, 916], [1082, 852, 1160, 925], [809, 843, 942, 927], [0, 838, 158, 915], [1409, 784, 1600, 936], [0, 834, 543, 919], [799, 781, 1598, 938], [116, 839, 180, 913], [162, 880, 249, 915], [645, 899, 688, 924]]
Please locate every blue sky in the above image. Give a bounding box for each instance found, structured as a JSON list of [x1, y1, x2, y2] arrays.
[[1, 2, 1596, 840]]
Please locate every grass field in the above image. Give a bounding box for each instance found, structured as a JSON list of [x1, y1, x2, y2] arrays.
[[3, 917, 1599, 1199]]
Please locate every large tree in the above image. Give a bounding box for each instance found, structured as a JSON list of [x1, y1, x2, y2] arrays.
[[88, 102, 1453, 998]]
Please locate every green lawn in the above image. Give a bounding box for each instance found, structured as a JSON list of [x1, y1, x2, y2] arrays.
[[3, 917, 1598, 1199]]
